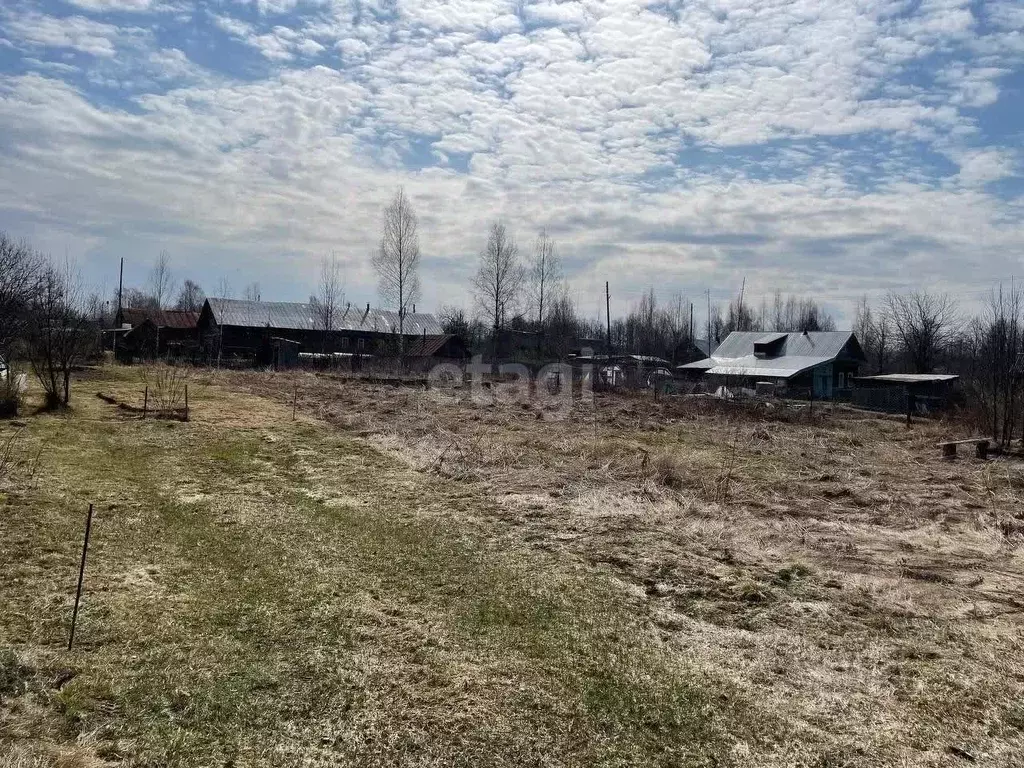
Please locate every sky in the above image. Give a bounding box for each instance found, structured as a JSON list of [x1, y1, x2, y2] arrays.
[[0, 0, 1022, 326]]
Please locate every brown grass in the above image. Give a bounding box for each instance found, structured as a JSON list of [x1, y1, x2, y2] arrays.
[[219, 368, 1024, 766]]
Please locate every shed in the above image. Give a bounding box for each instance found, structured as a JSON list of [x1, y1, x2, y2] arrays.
[[851, 374, 959, 414]]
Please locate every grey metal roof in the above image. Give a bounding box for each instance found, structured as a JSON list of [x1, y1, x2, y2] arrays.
[[706, 355, 834, 379], [678, 358, 716, 370], [679, 330, 862, 379], [855, 374, 959, 384], [712, 331, 861, 360], [206, 298, 443, 335]]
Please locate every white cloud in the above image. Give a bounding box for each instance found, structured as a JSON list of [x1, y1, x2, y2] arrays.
[[4, 13, 147, 58], [953, 148, 1017, 187], [63, 0, 156, 11], [0, 0, 1022, 318]]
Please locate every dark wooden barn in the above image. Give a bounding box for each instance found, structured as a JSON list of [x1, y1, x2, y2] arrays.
[[198, 298, 451, 366]]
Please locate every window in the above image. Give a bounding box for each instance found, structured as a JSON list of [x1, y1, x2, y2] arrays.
[[357, 337, 365, 351], [341, 336, 349, 349]]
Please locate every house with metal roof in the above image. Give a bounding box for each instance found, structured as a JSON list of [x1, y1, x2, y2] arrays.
[[198, 298, 452, 365], [677, 330, 866, 398], [113, 308, 201, 362]]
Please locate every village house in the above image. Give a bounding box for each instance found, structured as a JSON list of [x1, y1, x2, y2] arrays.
[[113, 307, 201, 362], [678, 330, 866, 398]]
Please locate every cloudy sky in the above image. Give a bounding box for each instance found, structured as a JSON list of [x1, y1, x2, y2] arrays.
[[0, 0, 1022, 323]]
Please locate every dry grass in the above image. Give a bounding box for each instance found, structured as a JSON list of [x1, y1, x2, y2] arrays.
[[220, 369, 1024, 766], [1, 367, 776, 767]]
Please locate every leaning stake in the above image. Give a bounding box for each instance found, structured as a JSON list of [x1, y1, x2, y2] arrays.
[[68, 504, 94, 650]]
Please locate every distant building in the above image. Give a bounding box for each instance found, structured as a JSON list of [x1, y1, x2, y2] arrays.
[[197, 298, 450, 365], [114, 308, 200, 361], [677, 331, 866, 399]]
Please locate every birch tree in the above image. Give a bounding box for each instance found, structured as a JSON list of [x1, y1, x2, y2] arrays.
[[310, 253, 344, 352], [372, 188, 421, 356], [527, 230, 561, 338], [472, 222, 523, 357]]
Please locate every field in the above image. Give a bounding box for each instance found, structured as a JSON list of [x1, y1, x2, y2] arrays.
[[2, 365, 1024, 767]]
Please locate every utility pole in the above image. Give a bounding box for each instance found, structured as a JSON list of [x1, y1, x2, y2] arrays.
[[706, 289, 712, 349], [689, 302, 694, 357], [605, 281, 611, 354], [117, 258, 123, 318]]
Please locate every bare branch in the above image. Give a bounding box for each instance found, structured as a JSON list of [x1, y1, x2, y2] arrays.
[[372, 188, 422, 353]]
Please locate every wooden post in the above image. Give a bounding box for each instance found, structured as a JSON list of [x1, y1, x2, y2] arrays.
[[68, 504, 94, 651], [184, 384, 189, 422], [292, 384, 297, 421], [142, 386, 148, 419], [976, 440, 989, 460]]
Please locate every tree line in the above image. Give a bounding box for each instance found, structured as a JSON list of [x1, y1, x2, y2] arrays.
[[3, 189, 1022, 445]]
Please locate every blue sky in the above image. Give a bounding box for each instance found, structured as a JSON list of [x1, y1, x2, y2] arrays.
[[0, 0, 1022, 324]]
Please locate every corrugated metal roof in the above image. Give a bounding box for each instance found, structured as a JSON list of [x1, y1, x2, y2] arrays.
[[706, 355, 833, 379], [206, 298, 443, 335], [678, 358, 716, 370], [855, 374, 959, 383], [120, 308, 199, 329], [405, 334, 454, 357], [713, 331, 859, 360]]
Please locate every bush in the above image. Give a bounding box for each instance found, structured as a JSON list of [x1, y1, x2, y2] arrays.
[[141, 364, 190, 414], [0, 372, 20, 418]]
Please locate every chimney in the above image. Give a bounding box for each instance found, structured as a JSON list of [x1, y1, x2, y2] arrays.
[[412, 304, 416, 314], [362, 303, 370, 323]]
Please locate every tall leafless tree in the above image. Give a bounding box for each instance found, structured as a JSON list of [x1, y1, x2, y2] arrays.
[[147, 250, 175, 309], [216, 276, 233, 299], [884, 291, 959, 373], [310, 253, 344, 352], [175, 279, 205, 312], [0, 232, 42, 356], [243, 282, 261, 302], [472, 222, 523, 360], [527, 230, 561, 340], [853, 296, 893, 373], [28, 260, 90, 409], [372, 189, 421, 357]]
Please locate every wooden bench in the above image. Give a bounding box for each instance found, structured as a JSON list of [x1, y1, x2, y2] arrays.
[[937, 438, 992, 460]]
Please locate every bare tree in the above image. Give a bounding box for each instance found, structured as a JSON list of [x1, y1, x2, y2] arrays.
[[215, 276, 233, 299], [309, 253, 344, 352], [0, 232, 42, 356], [122, 288, 160, 310], [147, 251, 175, 309], [372, 189, 421, 357], [527, 230, 561, 337], [854, 296, 893, 373], [243, 282, 261, 302], [28, 260, 90, 409], [175, 279, 205, 312], [665, 293, 691, 364], [884, 291, 959, 373], [472, 222, 523, 357]]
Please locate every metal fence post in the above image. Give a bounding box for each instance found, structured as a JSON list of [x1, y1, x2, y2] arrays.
[[68, 504, 94, 650]]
